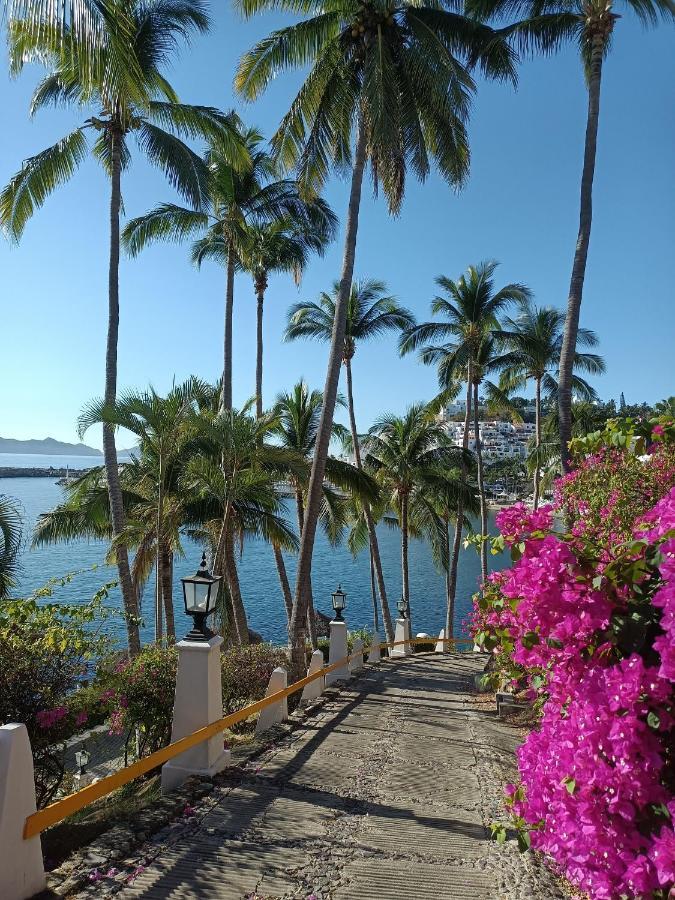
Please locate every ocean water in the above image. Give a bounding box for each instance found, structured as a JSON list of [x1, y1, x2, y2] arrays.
[[1, 457, 510, 647]]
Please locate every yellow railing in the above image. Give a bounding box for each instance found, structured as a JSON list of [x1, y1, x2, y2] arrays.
[[23, 636, 474, 839]]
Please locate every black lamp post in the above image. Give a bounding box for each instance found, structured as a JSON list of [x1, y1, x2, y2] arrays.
[[181, 553, 222, 642], [331, 584, 347, 621], [396, 597, 409, 619]]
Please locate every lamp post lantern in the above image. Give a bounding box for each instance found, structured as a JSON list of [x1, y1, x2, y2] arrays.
[[74, 748, 89, 779], [396, 597, 409, 619], [181, 553, 222, 642], [331, 584, 347, 621]]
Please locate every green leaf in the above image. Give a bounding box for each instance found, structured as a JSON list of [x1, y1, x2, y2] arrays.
[[562, 776, 576, 795], [647, 711, 660, 730], [516, 830, 531, 853]]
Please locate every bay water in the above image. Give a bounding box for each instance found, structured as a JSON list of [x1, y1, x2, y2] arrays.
[[1, 453, 510, 647]]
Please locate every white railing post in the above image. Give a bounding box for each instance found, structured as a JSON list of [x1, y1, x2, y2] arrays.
[[301, 650, 325, 703], [435, 628, 446, 653], [0, 724, 46, 900], [351, 638, 364, 673], [161, 635, 230, 794], [255, 667, 288, 735], [390, 616, 412, 657], [326, 618, 349, 685]]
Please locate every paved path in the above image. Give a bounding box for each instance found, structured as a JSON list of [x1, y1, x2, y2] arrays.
[[117, 654, 564, 900]]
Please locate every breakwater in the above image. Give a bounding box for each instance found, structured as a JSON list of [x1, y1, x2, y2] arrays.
[[0, 466, 93, 479]]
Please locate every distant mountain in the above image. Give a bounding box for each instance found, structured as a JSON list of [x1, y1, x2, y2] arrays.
[[0, 436, 102, 456]]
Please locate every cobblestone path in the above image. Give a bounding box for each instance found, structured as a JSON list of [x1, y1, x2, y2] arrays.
[[117, 654, 564, 900]]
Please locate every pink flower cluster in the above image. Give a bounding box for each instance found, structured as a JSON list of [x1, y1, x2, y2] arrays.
[[513, 656, 673, 898], [482, 472, 675, 898], [36, 707, 68, 729]]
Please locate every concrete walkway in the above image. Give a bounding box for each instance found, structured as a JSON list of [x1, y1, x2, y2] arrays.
[[117, 654, 564, 900]]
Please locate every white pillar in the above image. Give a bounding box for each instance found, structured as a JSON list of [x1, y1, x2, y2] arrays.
[[325, 619, 349, 685], [161, 636, 230, 793], [390, 618, 412, 657], [255, 667, 288, 735], [368, 631, 381, 663], [301, 650, 325, 703], [0, 724, 46, 900], [351, 638, 364, 673], [435, 628, 446, 653]]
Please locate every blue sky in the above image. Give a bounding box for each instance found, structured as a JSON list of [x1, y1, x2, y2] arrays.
[[1, 8, 673, 448]]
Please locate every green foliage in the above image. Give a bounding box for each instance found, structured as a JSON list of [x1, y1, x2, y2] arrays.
[[0, 576, 116, 806], [220, 643, 289, 720], [0, 494, 22, 599]]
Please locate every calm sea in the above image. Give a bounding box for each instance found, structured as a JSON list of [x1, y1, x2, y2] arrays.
[[0, 453, 509, 647]]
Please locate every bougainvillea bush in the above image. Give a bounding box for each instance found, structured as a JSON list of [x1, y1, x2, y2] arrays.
[[471, 419, 675, 899]]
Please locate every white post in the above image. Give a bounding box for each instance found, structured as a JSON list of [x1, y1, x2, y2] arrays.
[[301, 650, 325, 703], [0, 724, 46, 900], [325, 619, 350, 685], [351, 638, 364, 673], [256, 667, 288, 734], [161, 635, 230, 794], [435, 628, 446, 653], [390, 617, 413, 657], [368, 630, 381, 663]]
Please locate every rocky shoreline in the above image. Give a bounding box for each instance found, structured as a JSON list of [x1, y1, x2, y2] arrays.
[[0, 466, 94, 479]]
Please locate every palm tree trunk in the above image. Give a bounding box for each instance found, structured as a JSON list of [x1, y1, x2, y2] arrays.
[[288, 119, 368, 682], [294, 487, 318, 649], [533, 376, 542, 510], [224, 528, 249, 645], [273, 542, 293, 627], [255, 279, 266, 419], [445, 378, 472, 640], [345, 356, 394, 642], [155, 459, 164, 643], [222, 237, 236, 411], [473, 382, 488, 583], [558, 36, 604, 472], [369, 548, 379, 633], [401, 493, 410, 622], [104, 127, 140, 656], [161, 545, 175, 643]]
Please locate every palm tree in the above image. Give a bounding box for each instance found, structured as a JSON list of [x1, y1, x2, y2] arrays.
[[468, 0, 675, 470], [122, 127, 330, 412], [230, 207, 337, 418], [400, 262, 530, 597], [364, 403, 467, 623], [272, 380, 378, 643], [77, 379, 208, 642], [1, 0, 245, 655], [235, 0, 517, 678], [495, 301, 604, 507], [285, 280, 415, 641], [655, 397, 675, 418], [0, 495, 22, 599]]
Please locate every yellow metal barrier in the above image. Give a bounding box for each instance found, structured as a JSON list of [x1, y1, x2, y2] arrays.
[[23, 635, 476, 838]]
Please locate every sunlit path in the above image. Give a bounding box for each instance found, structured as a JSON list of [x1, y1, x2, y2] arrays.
[[109, 655, 563, 900]]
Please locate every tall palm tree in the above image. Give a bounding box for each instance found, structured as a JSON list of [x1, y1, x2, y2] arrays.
[[364, 403, 467, 623], [226, 207, 337, 418], [235, 0, 517, 678], [494, 301, 604, 507], [1, 0, 244, 655], [122, 127, 329, 412], [272, 380, 377, 642], [285, 280, 415, 641], [0, 495, 22, 600], [400, 262, 530, 598], [77, 378, 208, 642], [468, 0, 675, 470]]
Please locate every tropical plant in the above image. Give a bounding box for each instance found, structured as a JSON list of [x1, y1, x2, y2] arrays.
[[399, 262, 530, 597], [0, 495, 22, 599], [1, 0, 245, 655], [495, 301, 604, 507], [272, 380, 379, 642], [235, 0, 517, 678], [467, 0, 675, 471], [122, 126, 332, 412], [76, 378, 209, 641], [655, 397, 675, 418], [364, 403, 467, 622], [285, 280, 415, 641]]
